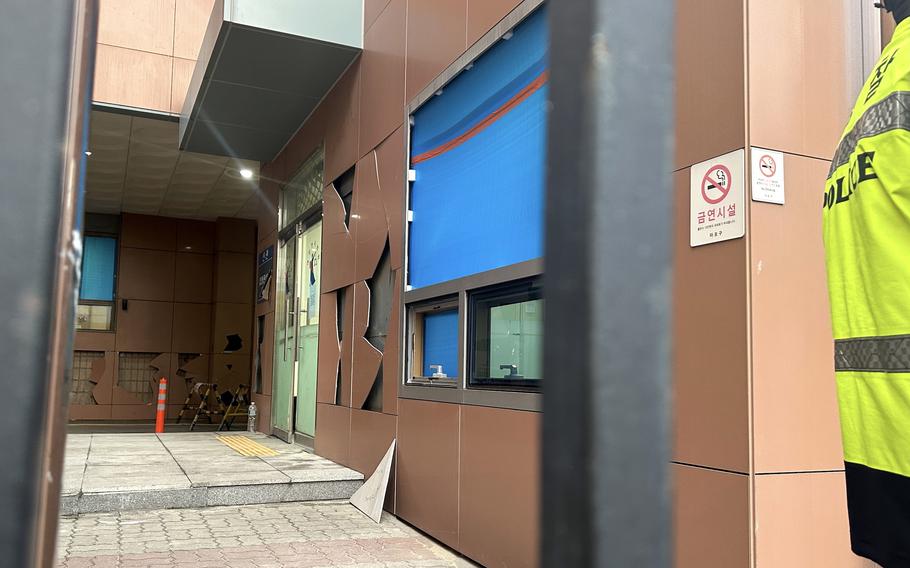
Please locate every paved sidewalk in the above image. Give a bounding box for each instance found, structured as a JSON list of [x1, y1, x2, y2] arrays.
[[62, 433, 363, 515], [57, 501, 467, 568]]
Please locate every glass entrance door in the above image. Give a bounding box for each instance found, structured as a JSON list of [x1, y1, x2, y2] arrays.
[[294, 221, 321, 439], [272, 232, 297, 441], [271, 146, 324, 444]]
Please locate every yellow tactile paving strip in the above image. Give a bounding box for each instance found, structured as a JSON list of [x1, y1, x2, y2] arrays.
[[216, 435, 280, 457]]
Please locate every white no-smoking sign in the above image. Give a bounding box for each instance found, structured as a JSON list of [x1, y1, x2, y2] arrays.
[[690, 149, 745, 247], [751, 147, 785, 205]]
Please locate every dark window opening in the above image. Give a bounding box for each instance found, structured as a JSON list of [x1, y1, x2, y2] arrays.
[[336, 287, 347, 342], [333, 167, 355, 230], [366, 240, 393, 352], [254, 315, 265, 394], [362, 363, 383, 412]]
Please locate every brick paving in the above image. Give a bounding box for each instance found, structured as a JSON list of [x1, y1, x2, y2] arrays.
[[56, 501, 466, 567]]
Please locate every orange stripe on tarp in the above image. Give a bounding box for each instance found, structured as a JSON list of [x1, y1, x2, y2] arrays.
[[411, 70, 549, 165]]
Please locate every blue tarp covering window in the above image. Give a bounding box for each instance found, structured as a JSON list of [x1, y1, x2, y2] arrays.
[[408, 7, 548, 289], [80, 236, 116, 301], [422, 309, 459, 377]]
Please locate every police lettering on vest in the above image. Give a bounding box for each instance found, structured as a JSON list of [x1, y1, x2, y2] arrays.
[[823, 151, 877, 209]]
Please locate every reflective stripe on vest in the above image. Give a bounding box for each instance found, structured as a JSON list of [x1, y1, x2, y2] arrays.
[[835, 335, 910, 372], [828, 90, 910, 177]]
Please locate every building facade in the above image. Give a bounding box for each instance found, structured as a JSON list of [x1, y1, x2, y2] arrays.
[[70, 0, 895, 566]]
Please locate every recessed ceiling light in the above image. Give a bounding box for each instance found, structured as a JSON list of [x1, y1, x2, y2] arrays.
[[240, 169, 254, 179], [84, 151, 92, 156]]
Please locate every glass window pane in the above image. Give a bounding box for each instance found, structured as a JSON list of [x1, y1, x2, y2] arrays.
[[281, 149, 324, 230], [422, 309, 459, 378], [75, 304, 113, 331], [80, 236, 116, 301], [470, 280, 542, 389], [488, 299, 542, 380]]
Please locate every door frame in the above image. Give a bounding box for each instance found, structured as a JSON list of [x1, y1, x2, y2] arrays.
[[270, 203, 323, 444]]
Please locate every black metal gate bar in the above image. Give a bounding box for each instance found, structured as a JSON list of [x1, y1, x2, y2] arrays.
[[0, 1, 96, 566], [542, 0, 674, 565]]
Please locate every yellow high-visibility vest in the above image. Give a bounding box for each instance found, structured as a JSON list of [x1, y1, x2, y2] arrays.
[[823, 18, 910, 567]]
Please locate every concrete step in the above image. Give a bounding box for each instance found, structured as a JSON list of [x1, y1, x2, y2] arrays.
[[60, 432, 363, 515]]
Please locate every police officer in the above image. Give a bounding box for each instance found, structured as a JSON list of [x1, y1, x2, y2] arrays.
[[823, 1, 910, 566]]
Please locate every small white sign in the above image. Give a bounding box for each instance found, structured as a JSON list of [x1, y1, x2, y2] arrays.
[[750, 147, 785, 205], [690, 149, 746, 247]]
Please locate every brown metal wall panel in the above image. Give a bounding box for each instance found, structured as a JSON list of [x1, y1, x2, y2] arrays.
[[110, 404, 156, 420], [376, 127, 406, 270], [459, 405, 540, 568], [211, 353, 251, 393], [92, 352, 116, 406], [351, 281, 383, 409], [753, 473, 865, 567], [68, 405, 112, 421], [93, 44, 174, 113], [174, 252, 214, 303], [748, 0, 852, 161], [359, 0, 406, 158], [97, 0, 176, 56], [751, 155, 843, 473], [316, 291, 342, 404], [271, 153, 290, 186], [884, 11, 896, 46], [171, 57, 194, 114], [353, 153, 390, 282], [214, 252, 254, 304], [253, 180, 279, 241], [208, 352, 247, 391], [466, 0, 521, 46], [397, 398, 460, 549], [283, 108, 327, 180], [73, 331, 116, 352], [674, 0, 745, 170], [365, 0, 393, 32], [211, 302, 252, 355], [171, 302, 212, 353], [215, 217, 256, 254], [382, 269, 401, 415], [405, 0, 468, 102], [171, 353, 209, 404], [672, 169, 750, 473], [322, 184, 357, 292], [120, 213, 177, 251], [115, 300, 174, 353], [166, 353, 189, 403], [117, 248, 176, 301], [174, 0, 216, 60], [251, 393, 272, 434], [674, 464, 750, 568], [324, 63, 361, 184], [253, 310, 275, 398], [315, 403, 352, 466], [349, 408, 397, 512], [175, 218, 215, 254]]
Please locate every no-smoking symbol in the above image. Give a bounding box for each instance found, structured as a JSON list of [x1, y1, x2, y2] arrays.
[[702, 165, 732, 205], [759, 154, 777, 178]]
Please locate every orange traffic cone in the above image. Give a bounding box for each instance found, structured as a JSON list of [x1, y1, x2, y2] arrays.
[[155, 377, 167, 433]]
